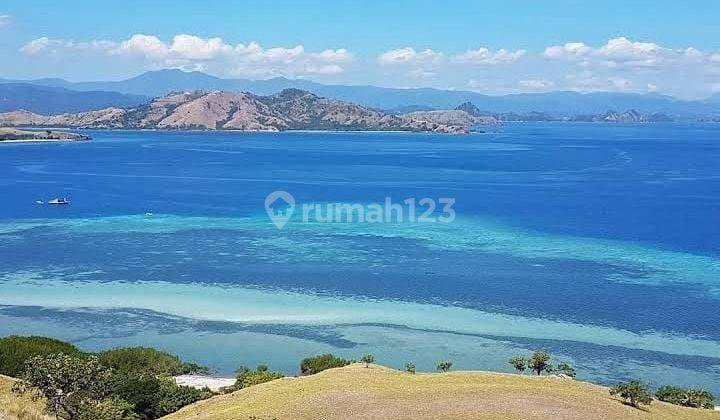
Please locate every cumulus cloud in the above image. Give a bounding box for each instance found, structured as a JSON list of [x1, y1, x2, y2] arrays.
[[378, 47, 442, 66], [19, 34, 354, 77], [452, 47, 526, 65], [543, 42, 591, 59], [544, 37, 717, 68]]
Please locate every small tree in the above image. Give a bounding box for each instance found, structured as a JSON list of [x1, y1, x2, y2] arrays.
[[610, 380, 653, 408], [553, 363, 576, 378], [527, 351, 552, 375], [436, 361, 452, 373], [360, 354, 374, 368], [508, 357, 527, 374], [656, 385, 715, 409], [405, 362, 416, 374], [18, 353, 113, 419]]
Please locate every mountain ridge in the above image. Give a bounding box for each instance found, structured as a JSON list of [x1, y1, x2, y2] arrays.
[[0, 89, 468, 133], [0, 83, 147, 114], [3, 69, 719, 117]]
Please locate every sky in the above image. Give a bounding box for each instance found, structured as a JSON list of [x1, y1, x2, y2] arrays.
[[1, 0, 719, 99]]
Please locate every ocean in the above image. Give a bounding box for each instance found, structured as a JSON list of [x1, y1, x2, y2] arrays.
[[1, 123, 719, 394]]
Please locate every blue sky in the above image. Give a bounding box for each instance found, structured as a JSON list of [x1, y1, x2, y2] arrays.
[[1, 0, 719, 98]]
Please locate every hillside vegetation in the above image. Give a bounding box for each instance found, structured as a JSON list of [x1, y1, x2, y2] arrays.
[[0, 374, 54, 420], [164, 364, 719, 420]]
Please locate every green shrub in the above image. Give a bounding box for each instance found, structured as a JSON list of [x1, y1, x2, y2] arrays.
[[98, 347, 206, 378], [553, 363, 576, 378], [300, 354, 351, 375], [508, 357, 527, 373], [152, 378, 208, 417], [109, 374, 209, 419], [527, 351, 552, 375], [17, 353, 113, 419], [0, 336, 81, 377], [77, 396, 139, 420], [360, 354, 374, 367], [436, 361, 452, 372], [232, 365, 284, 390], [610, 380, 653, 408], [655, 385, 715, 409], [405, 362, 416, 374]]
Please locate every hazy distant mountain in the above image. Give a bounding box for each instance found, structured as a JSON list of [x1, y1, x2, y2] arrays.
[[571, 109, 674, 123], [0, 89, 467, 133], [0, 83, 147, 114], [3, 69, 720, 117]]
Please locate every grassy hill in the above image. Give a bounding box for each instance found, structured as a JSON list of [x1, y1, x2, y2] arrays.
[[0, 374, 53, 420], [164, 364, 719, 420]]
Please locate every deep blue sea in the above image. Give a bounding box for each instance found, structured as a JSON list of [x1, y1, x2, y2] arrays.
[[1, 123, 719, 394]]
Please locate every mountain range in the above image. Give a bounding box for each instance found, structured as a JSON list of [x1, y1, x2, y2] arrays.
[[0, 89, 467, 133], [2, 69, 719, 118], [0, 83, 147, 114]]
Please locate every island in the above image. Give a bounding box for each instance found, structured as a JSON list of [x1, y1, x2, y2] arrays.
[[0, 127, 90, 142]]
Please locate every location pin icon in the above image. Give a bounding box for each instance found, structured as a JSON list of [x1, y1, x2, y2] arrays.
[[265, 191, 296, 229]]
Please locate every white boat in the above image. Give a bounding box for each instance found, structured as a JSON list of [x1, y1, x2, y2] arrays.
[[48, 198, 69, 205]]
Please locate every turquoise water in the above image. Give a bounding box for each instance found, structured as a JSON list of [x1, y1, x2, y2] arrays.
[[0, 124, 719, 393]]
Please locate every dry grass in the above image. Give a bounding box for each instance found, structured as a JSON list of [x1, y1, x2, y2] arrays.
[[0, 375, 53, 420], [164, 364, 720, 420]]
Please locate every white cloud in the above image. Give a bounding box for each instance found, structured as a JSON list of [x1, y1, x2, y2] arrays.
[[467, 79, 485, 89], [518, 79, 555, 89], [543, 37, 718, 69], [543, 42, 591, 59], [564, 72, 637, 92], [452, 47, 526, 65], [0, 14, 12, 28], [407, 68, 437, 78], [20, 34, 354, 77], [114, 34, 167, 59], [378, 47, 442, 66], [21, 37, 123, 56]]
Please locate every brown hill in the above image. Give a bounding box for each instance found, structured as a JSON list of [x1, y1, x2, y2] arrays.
[[0, 89, 467, 134], [163, 364, 719, 420]]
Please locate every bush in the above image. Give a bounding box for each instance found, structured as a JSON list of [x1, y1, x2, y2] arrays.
[[18, 353, 113, 419], [77, 396, 138, 420], [610, 380, 653, 408], [300, 354, 351, 375], [527, 351, 552, 375], [405, 362, 416, 374], [233, 365, 284, 390], [109, 374, 209, 419], [553, 363, 576, 378], [436, 361, 452, 372], [655, 385, 715, 409], [152, 379, 208, 417], [508, 357, 527, 373], [0, 336, 81, 377], [98, 347, 206, 378], [360, 354, 374, 367]]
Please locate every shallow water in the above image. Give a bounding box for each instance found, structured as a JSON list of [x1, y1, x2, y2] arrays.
[[1, 124, 719, 392]]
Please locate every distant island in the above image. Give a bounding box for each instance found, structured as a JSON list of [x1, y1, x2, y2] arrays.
[[0, 89, 469, 134], [0, 127, 90, 142], [455, 101, 676, 123]]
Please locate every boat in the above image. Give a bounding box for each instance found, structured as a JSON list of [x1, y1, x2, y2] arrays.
[[47, 198, 69, 205]]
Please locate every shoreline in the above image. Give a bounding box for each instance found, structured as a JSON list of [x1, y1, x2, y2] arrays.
[[0, 137, 88, 144]]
